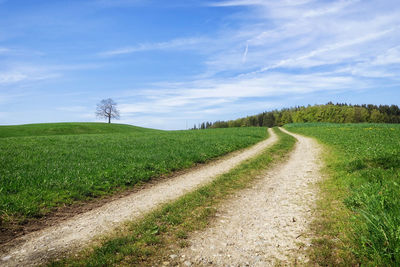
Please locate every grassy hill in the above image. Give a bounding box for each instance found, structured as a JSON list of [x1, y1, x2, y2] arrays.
[[0, 123, 268, 226], [0, 122, 157, 138]]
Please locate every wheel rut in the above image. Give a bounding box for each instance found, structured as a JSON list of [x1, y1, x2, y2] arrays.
[[0, 129, 277, 267], [176, 128, 322, 266]]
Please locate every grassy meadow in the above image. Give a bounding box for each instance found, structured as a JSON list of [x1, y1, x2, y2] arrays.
[[0, 122, 154, 138], [285, 123, 400, 266], [49, 128, 295, 266], [0, 123, 268, 225]]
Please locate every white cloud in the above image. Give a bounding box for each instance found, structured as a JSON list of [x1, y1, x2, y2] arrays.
[[94, 0, 147, 7], [0, 69, 58, 84], [92, 0, 400, 129], [372, 46, 400, 66], [0, 47, 10, 54], [254, 27, 397, 73], [100, 37, 207, 56], [209, 0, 266, 7], [117, 70, 363, 125], [56, 106, 88, 112], [303, 0, 358, 18], [0, 63, 103, 85], [0, 91, 32, 105], [3, 0, 400, 130], [200, 1, 400, 79], [0, 72, 28, 84]]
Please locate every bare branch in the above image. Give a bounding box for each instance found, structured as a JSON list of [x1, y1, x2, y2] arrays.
[[95, 98, 120, 123]]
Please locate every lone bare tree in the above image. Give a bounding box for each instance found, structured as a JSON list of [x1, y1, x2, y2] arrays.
[[96, 98, 120, 123]]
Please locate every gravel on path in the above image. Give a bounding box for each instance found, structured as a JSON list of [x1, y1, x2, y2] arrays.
[[178, 128, 322, 266], [0, 129, 277, 267]]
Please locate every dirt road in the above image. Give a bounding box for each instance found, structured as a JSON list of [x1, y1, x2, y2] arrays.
[[177, 128, 322, 266], [0, 129, 277, 267]]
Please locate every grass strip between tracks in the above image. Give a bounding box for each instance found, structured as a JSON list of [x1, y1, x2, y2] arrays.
[[48, 127, 296, 266]]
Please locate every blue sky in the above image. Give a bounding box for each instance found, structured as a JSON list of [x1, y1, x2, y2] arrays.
[[1, 0, 400, 130]]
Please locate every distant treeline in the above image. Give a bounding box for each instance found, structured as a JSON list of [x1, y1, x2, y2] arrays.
[[193, 102, 400, 129]]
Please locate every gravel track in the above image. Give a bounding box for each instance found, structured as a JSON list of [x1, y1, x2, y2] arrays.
[[177, 128, 322, 266], [0, 129, 276, 267]]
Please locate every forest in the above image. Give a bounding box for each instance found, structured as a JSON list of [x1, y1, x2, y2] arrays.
[[196, 103, 400, 129]]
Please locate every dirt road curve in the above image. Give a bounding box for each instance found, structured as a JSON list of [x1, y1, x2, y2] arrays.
[[0, 129, 277, 267], [178, 128, 322, 266]]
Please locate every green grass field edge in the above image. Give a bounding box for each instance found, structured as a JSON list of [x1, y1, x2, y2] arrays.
[[0, 122, 161, 138], [47, 127, 296, 266], [304, 142, 357, 266], [1, 126, 269, 228], [304, 141, 393, 266], [285, 123, 400, 266], [282, 125, 357, 265]]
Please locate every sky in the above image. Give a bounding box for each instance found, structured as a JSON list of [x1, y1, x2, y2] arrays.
[[1, 0, 400, 130]]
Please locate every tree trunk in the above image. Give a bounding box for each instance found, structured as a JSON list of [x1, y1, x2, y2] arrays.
[[108, 116, 111, 123]]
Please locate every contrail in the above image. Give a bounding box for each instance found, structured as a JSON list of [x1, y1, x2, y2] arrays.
[[242, 42, 249, 62]]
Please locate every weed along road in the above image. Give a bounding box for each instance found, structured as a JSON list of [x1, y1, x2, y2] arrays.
[[0, 129, 277, 267], [177, 128, 322, 266]]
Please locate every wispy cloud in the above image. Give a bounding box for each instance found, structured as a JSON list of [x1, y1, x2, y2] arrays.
[[242, 42, 248, 62], [0, 68, 58, 84], [254, 27, 397, 73], [201, 1, 400, 78], [209, 0, 314, 8], [118, 69, 362, 122], [0, 63, 103, 85], [371, 46, 400, 66], [56, 106, 88, 112], [109, 0, 400, 129], [303, 0, 358, 18], [93, 0, 147, 7], [99, 37, 207, 56], [0, 47, 10, 54], [208, 0, 266, 7], [2, 0, 400, 129], [0, 91, 32, 105]]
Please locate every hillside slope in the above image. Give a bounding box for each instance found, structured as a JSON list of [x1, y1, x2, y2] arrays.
[[0, 123, 268, 229], [0, 122, 157, 138]]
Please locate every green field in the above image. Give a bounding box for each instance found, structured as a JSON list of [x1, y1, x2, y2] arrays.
[[0, 123, 268, 225], [285, 123, 400, 265], [50, 128, 295, 266], [0, 122, 154, 138]]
